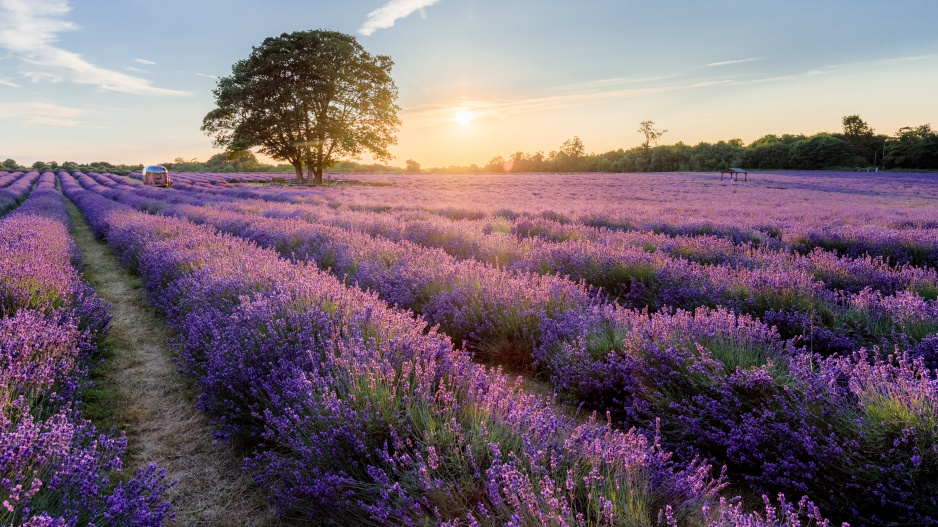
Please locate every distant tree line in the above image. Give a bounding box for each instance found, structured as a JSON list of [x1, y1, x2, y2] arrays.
[[159, 152, 410, 174], [159, 151, 272, 172], [0, 155, 273, 175], [6, 116, 934, 176], [426, 115, 938, 173], [1, 159, 144, 175], [2, 152, 306, 175], [1, 152, 413, 176]]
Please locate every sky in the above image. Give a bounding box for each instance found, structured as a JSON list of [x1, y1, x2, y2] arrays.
[[1, 0, 937, 168]]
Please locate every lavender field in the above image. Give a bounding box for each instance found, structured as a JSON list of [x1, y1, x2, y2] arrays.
[[3, 168, 937, 525]]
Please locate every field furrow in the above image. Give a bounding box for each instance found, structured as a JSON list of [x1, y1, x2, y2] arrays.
[[64, 198, 282, 526]]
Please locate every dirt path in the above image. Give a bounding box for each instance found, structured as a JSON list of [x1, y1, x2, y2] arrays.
[[66, 201, 286, 526]]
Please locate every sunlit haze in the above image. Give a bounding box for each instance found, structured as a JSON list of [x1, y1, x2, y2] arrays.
[[454, 110, 474, 126], [1, 0, 936, 167]]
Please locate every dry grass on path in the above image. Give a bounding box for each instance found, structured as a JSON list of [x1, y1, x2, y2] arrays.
[[66, 201, 289, 526]]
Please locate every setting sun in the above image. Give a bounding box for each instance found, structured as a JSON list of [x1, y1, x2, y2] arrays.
[[455, 110, 474, 126]]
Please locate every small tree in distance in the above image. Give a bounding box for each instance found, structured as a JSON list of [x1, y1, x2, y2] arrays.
[[405, 159, 421, 173], [638, 121, 667, 153]]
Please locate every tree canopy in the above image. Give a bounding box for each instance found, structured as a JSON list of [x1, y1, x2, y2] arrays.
[[842, 114, 873, 138], [202, 29, 401, 184], [405, 159, 421, 173], [548, 136, 587, 171], [885, 124, 938, 169]]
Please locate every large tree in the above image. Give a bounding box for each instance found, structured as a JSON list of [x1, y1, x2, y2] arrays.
[[202, 29, 401, 184]]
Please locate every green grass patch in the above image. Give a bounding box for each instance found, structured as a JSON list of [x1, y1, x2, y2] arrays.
[[583, 322, 630, 360], [913, 282, 938, 301], [703, 335, 787, 375]]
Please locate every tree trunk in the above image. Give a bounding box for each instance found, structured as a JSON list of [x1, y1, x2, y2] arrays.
[[313, 166, 323, 185], [292, 161, 303, 180], [305, 152, 315, 185]]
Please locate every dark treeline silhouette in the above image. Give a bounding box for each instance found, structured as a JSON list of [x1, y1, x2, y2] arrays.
[[427, 115, 938, 173]]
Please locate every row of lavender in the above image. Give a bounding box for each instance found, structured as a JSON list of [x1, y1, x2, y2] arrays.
[[82, 172, 938, 370], [111, 170, 938, 303], [0, 171, 40, 216], [84, 175, 938, 364], [60, 171, 853, 525], [128, 171, 291, 186], [0, 172, 172, 525], [88, 174, 938, 365], [174, 186, 938, 357], [128, 170, 938, 270], [0, 171, 25, 187], [76, 171, 938, 524]]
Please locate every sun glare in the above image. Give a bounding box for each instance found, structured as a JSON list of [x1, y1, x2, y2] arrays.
[[455, 110, 474, 126]]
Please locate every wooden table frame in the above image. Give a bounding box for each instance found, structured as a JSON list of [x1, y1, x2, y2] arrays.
[[720, 168, 748, 181]]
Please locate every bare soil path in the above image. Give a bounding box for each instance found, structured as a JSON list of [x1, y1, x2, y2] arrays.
[[66, 201, 286, 526]]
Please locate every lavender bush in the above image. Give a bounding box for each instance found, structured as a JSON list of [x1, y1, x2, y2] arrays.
[[0, 171, 40, 216]]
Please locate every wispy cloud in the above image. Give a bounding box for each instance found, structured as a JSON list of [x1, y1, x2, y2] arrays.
[[0, 101, 86, 126], [707, 57, 763, 67], [0, 0, 188, 96], [553, 74, 678, 92], [0, 78, 22, 87], [878, 55, 931, 63], [726, 68, 827, 86], [810, 53, 935, 75], [402, 77, 738, 129], [26, 115, 81, 126], [123, 66, 151, 74], [133, 58, 156, 65], [195, 72, 219, 79], [403, 86, 677, 129], [359, 0, 439, 36]]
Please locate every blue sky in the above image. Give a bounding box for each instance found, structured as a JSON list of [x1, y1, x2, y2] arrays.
[[1, 0, 936, 167]]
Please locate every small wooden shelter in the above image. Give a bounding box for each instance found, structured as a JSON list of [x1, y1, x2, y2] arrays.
[[143, 165, 172, 187], [720, 168, 748, 181]]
